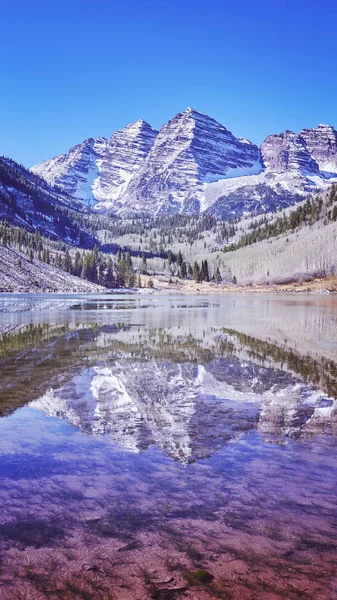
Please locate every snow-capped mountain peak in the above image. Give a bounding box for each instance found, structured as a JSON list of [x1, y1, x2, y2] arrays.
[[30, 111, 337, 219], [116, 108, 262, 215], [31, 119, 158, 207]]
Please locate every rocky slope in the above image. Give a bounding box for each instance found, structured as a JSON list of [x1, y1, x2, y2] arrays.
[[300, 124, 337, 174], [32, 120, 158, 207], [31, 110, 337, 219], [118, 108, 262, 215], [260, 130, 320, 174], [0, 244, 105, 292]]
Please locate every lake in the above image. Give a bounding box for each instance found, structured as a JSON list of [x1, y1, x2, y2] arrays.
[[0, 292, 337, 600]]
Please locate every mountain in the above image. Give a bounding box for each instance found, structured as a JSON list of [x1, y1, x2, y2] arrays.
[[30, 110, 337, 219], [200, 124, 337, 219], [300, 124, 337, 174], [32, 120, 158, 208], [260, 130, 320, 174], [117, 108, 262, 216]]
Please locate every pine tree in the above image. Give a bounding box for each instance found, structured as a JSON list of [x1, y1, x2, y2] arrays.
[[98, 262, 105, 285], [106, 257, 115, 288], [141, 252, 147, 274], [193, 261, 200, 282], [201, 259, 209, 282], [2, 224, 8, 246], [63, 249, 72, 273], [73, 251, 83, 277]]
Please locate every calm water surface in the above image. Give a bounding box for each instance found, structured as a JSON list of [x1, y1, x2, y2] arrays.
[[0, 292, 337, 599]]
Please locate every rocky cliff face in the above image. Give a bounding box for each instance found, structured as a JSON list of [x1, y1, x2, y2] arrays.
[[300, 124, 337, 174], [118, 108, 262, 215], [260, 130, 320, 175], [31, 110, 337, 219], [32, 120, 158, 207], [93, 120, 159, 209]]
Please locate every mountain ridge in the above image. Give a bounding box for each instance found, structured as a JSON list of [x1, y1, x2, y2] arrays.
[[30, 108, 337, 219]]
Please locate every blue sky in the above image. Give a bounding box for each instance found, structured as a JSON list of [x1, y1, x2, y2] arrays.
[[1, 0, 337, 167]]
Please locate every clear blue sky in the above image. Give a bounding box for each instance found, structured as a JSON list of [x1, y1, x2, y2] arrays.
[[1, 0, 337, 167]]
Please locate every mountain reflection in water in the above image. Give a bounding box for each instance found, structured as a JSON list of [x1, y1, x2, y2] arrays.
[[0, 293, 337, 600]]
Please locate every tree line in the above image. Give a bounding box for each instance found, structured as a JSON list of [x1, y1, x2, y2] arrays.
[[0, 222, 144, 289], [223, 187, 337, 253]]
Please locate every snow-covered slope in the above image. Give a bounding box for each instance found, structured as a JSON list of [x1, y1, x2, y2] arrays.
[[30, 110, 337, 219], [93, 120, 159, 209], [203, 125, 337, 218], [32, 120, 158, 207]]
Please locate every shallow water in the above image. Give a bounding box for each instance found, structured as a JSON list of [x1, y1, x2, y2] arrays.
[[0, 292, 337, 599]]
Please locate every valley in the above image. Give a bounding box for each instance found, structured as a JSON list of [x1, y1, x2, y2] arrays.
[[1, 108, 337, 293]]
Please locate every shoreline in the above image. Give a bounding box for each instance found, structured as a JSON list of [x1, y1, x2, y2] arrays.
[[1, 275, 337, 296], [141, 274, 337, 295]]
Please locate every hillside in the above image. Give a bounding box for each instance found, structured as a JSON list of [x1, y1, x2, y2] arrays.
[[0, 244, 105, 292], [95, 186, 337, 289], [0, 156, 98, 247]]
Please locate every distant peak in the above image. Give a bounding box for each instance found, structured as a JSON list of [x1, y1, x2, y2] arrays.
[[109, 119, 158, 141], [82, 136, 95, 144], [182, 106, 204, 117], [126, 118, 153, 129], [300, 124, 336, 133]]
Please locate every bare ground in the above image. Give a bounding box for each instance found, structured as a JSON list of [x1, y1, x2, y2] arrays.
[[140, 274, 337, 294]]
